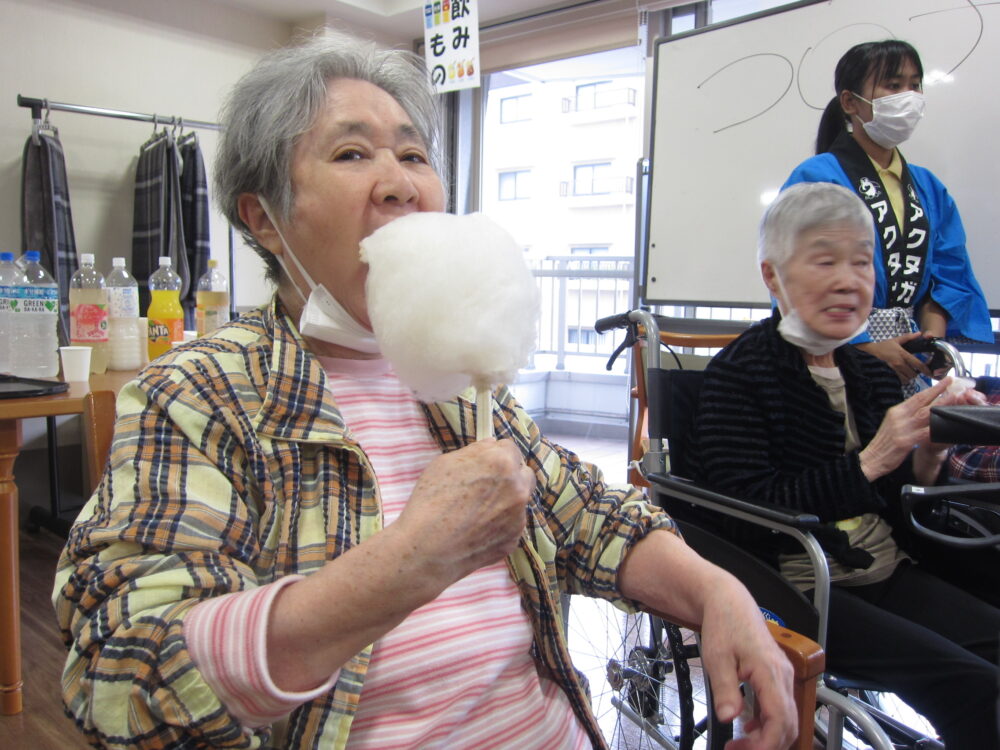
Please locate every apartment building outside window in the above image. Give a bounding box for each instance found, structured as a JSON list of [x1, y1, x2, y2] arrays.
[[573, 162, 613, 196], [500, 93, 532, 123], [498, 169, 531, 200], [574, 80, 614, 111]]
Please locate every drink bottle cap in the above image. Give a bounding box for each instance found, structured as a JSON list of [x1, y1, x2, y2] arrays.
[[25, 251, 40, 262], [208, 259, 218, 269], [159, 256, 171, 267], [112, 257, 126, 268], [0, 252, 13, 262], [81, 253, 95, 265]]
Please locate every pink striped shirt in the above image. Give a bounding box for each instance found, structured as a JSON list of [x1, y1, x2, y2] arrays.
[[187, 357, 587, 748]]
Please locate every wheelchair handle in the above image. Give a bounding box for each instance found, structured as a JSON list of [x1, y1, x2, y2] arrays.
[[901, 336, 969, 377], [594, 312, 633, 334]]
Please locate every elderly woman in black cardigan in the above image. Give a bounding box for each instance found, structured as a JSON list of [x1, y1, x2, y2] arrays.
[[692, 182, 1000, 748]]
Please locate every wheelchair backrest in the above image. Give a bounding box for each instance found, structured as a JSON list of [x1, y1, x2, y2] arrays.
[[648, 367, 706, 481]]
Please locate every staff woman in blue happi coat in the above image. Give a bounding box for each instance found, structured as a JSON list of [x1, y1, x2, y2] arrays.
[[783, 40, 991, 395]]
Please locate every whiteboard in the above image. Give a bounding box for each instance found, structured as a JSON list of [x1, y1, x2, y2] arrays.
[[643, 0, 1000, 308]]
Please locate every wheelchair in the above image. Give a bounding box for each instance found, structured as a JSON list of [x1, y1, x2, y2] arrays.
[[577, 309, 1000, 749]]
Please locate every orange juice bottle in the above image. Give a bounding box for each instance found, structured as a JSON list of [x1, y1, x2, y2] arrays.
[[146, 255, 184, 360]]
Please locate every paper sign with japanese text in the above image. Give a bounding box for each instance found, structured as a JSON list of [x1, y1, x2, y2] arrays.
[[422, 0, 480, 94]]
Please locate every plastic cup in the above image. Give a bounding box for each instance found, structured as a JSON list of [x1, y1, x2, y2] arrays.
[[59, 346, 92, 382]]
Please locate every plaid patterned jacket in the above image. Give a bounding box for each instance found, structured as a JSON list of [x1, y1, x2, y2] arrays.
[[947, 377, 1000, 483], [54, 298, 676, 749]]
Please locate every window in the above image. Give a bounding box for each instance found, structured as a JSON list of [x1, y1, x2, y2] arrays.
[[567, 327, 599, 345], [575, 81, 614, 111], [573, 163, 612, 195], [669, 6, 697, 34], [710, 0, 790, 24], [500, 93, 532, 123], [499, 169, 531, 200], [570, 245, 610, 255]]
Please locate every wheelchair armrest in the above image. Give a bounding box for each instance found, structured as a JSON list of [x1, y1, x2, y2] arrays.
[[900, 483, 1000, 548], [647, 473, 822, 529], [648, 472, 833, 649], [637, 605, 824, 750], [767, 620, 825, 750], [930, 405, 1000, 445], [902, 481, 1000, 505]]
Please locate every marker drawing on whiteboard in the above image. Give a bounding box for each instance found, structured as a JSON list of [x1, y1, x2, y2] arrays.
[[697, 53, 793, 134], [909, 0, 985, 76]]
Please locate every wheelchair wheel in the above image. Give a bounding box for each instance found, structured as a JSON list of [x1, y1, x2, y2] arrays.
[[565, 596, 730, 749]]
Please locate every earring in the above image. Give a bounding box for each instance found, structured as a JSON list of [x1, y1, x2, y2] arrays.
[[845, 119, 854, 134]]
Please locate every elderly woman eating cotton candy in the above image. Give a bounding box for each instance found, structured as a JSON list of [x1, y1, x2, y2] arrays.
[[693, 181, 1000, 748], [52, 28, 798, 750]]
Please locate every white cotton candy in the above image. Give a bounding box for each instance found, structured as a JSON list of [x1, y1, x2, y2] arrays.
[[946, 376, 976, 397], [360, 212, 539, 402]]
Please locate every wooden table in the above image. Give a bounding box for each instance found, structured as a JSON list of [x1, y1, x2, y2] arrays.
[[0, 370, 138, 715]]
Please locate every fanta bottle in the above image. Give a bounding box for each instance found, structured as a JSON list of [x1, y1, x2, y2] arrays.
[[146, 256, 184, 360]]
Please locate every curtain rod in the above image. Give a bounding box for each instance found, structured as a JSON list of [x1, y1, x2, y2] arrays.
[[16, 94, 221, 131]]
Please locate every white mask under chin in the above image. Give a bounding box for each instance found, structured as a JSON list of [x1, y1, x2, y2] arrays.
[[258, 197, 380, 354], [777, 308, 868, 357]]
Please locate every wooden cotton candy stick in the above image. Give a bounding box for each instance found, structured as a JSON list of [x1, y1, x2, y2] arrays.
[[475, 381, 493, 441]]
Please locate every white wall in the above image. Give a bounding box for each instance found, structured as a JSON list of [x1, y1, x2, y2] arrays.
[[0, 0, 297, 450], [0, 0, 294, 310]]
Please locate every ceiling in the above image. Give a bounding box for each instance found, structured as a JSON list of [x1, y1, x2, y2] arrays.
[[206, 0, 561, 43]]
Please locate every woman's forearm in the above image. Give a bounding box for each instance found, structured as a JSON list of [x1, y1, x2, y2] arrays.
[[912, 443, 948, 486], [266, 523, 450, 691], [919, 298, 948, 338]]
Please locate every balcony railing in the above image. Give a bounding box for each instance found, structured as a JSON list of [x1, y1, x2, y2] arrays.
[[559, 176, 635, 197], [525, 256, 1000, 378], [562, 87, 637, 113], [528, 256, 633, 371]]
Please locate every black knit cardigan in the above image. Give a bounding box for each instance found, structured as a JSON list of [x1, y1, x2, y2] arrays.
[[690, 312, 918, 566]]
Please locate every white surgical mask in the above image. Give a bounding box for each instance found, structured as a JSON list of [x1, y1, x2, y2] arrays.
[[772, 274, 868, 357], [853, 90, 925, 149], [258, 197, 380, 354], [777, 308, 868, 357]]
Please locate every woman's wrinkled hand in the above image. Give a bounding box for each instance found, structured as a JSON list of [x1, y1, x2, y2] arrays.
[[856, 332, 930, 383], [859, 377, 952, 481]]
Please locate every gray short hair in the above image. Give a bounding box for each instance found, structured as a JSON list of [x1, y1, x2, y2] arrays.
[[214, 29, 446, 280], [758, 182, 873, 268]]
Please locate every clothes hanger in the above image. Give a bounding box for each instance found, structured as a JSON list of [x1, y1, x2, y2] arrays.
[[141, 114, 168, 151], [177, 119, 198, 148], [31, 100, 59, 145]]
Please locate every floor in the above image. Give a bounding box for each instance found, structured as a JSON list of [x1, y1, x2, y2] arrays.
[[547, 431, 630, 486]]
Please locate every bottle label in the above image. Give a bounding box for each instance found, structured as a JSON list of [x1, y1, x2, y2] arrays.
[[148, 317, 184, 345], [196, 306, 231, 337], [21, 285, 58, 314], [0, 285, 14, 313], [108, 287, 140, 318], [71, 303, 110, 343]]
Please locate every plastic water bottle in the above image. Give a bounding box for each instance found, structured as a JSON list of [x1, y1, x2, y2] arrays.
[[106, 257, 142, 371], [12, 250, 59, 378], [146, 256, 184, 360], [69, 253, 109, 374], [195, 259, 231, 337], [0, 252, 20, 374]]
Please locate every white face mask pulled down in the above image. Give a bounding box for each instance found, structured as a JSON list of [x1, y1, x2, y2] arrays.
[[853, 90, 925, 150], [773, 274, 869, 357], [258, 196, 380, 354]]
